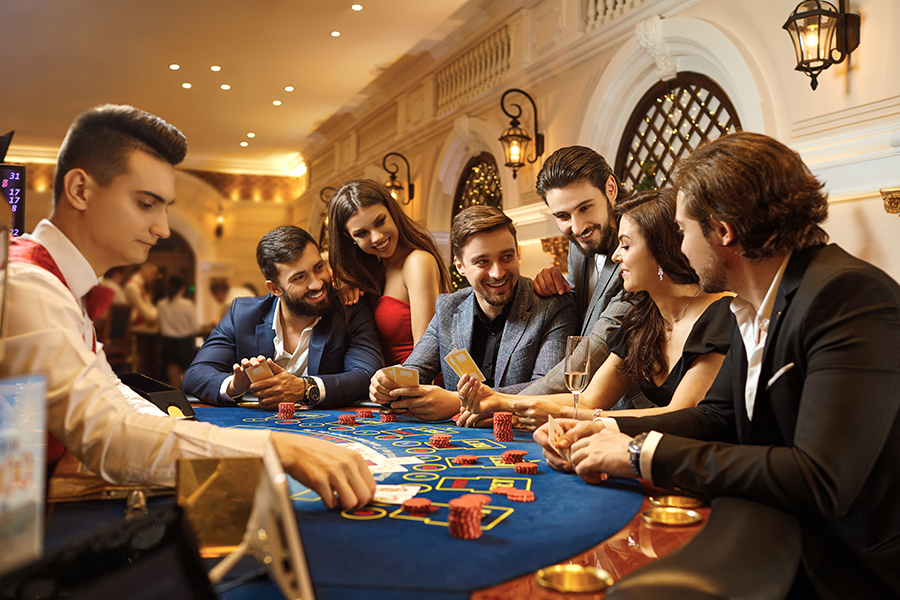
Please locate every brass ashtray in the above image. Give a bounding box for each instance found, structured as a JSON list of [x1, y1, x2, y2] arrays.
[[640, 506, 703, 526], [648, 495, 704, 509], [535, 564, 614, 593]]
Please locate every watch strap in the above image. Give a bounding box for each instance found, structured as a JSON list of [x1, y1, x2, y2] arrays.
[[628, 432, 649, 477]]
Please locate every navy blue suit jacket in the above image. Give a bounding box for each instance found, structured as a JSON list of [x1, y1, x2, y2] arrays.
[[183, 295, 383, 408]]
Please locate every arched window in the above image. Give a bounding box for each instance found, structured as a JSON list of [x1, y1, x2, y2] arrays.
[[450, 153, 503, 290], [615, 72, 742, 192]]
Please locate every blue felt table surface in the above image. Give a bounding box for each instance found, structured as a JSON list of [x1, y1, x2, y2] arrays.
[[196, 406, 644, 600]]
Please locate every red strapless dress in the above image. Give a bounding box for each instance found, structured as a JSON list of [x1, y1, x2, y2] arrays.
[[372, 296, 415, 366]]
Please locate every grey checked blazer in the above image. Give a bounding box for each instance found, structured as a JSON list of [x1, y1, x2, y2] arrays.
[[521, 241, 633, 396], [403, 276, 577, 394]]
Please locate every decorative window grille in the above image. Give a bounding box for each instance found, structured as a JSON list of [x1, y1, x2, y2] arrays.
[[615, 72, 742, 192], [450, 153, 503, 290]]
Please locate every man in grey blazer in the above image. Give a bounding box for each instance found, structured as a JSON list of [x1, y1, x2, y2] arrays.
[[369, 206, 576, 421], [521, 146, 634, 398]]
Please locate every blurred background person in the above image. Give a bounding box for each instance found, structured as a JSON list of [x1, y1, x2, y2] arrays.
[[157, 275, 198, 389]]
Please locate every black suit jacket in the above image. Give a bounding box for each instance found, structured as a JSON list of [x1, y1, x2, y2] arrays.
[[614, 244, 900, 597], [183, 294, 383, 408]]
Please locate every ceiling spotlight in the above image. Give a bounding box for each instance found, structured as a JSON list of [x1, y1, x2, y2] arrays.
[[169, 64, 180, 70], [331, 31, 341, 37], [351, 4, 363, 10], [210, 65, 221, 72], [240, 141, 249, 147], [220, 84, 231, 90], [273, 100, 282, 106], [182, 82, 192, 89], [285, 86, 295, 92], [247, 133, 256, 138]]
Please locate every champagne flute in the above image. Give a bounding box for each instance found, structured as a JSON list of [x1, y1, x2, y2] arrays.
[[565, 336, 590, 419]]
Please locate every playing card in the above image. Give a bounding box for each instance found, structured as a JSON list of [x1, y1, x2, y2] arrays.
[[448, 348, 486, 382], [443, 349, 462, 377], [374, 484, 421, 504], [394, 366, 419, 387], [382, 365, 398, 383], [246, 360, 274, 383], [547, 415, 571, 462]]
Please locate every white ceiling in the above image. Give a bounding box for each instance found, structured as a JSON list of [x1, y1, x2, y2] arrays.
[[1, 0, 475, 175]]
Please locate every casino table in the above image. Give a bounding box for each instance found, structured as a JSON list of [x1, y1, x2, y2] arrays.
[[194, 406, 710, 600]]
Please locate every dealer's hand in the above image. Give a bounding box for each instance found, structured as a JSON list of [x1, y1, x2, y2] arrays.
[[369, 369, 399, 404], [227, 355, 268, 398], [534, 418, 604, 472], [507, 398, 575, 431], [457, 374, 506, 415], [388, 385, 461, 422], [250, 361, 306, 408], [570, 428, 636, 483], [532, 267, 570, 297], [271, 432, 375, 510]]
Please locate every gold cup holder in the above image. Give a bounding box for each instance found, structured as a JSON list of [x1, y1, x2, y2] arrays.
[[535, 564, 615, 593]]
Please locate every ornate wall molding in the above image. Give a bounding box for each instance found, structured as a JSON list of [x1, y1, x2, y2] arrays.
[[634, 15, 676, 82]]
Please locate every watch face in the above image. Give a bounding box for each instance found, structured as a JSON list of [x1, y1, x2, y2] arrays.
[[305, 378, 320, 403]]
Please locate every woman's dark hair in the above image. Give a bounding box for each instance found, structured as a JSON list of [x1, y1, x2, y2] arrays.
[[615, 187, 699, 383], [327, 179, 451, 296]]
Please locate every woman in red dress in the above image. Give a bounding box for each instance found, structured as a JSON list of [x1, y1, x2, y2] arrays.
[[328, 180, 451, 365]]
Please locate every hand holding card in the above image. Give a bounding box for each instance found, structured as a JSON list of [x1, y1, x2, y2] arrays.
[[444, 348, 485, 382], [547, 415, 572, 463], [246, 360, 275, 383]]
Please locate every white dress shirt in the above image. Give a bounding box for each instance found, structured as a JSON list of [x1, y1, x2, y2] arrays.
[[157, 296, 198, 338], [4, 219, 271, 485]]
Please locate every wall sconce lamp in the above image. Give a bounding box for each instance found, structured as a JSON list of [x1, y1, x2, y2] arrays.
[[319, 186, 336, 205], [382, 152, 414, 205], [498, 89, 544, 179], [783, 0, 860, 90], [215, 202, 225, 238]]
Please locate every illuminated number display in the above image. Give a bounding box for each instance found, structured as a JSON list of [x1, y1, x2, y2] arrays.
[[1, 164, 26, 236]]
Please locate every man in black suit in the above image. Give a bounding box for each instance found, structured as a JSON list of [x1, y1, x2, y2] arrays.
[[536, 132, 900, 597]]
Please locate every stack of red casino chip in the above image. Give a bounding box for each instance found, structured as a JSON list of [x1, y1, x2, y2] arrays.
[[356, 409, 373, 418], [491, 486, 517, 496], [429, 434, 451, 448], [500, 449, 527, 464], [380, 413, 397, 423], [458, 493, 491, 508], [514, 462, 538, 474], [448, 497, 482, 539], [493, 412, 513, 442], [451, 413, 461, 423], [337, 414, 356, 425], [402, 497, 433, 514], [452, 454, 477, 465], [277, 402, 295, 419], [508, 489, 536, 502]]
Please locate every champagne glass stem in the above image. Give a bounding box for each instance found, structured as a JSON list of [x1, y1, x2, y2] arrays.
[[573, 391, 580, 418]]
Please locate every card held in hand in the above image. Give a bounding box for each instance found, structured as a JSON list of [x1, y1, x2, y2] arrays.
[[246, 361, 274, 383], [444, 348, 485, 381]]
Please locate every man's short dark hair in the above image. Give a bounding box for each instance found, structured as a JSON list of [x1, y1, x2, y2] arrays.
[[535, 146, 616, 202], [256, 226, 318, 282], [673, 132, 829, 260], [53, 104, 187, 206], [450, 206, 517, 261]]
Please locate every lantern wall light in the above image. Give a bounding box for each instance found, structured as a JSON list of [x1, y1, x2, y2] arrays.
[[382, 152, 413, 205], [498, 89, 544, 179], [783, 0, 860, 90]]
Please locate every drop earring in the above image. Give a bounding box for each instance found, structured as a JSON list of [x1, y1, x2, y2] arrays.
[[658, 266, 664, 281]]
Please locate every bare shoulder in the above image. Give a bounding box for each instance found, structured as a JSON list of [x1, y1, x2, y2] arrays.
[[403, 249, 441, 277]]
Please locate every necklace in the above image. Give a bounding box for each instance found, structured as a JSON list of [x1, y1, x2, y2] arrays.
[[664, 289, 701, 332]]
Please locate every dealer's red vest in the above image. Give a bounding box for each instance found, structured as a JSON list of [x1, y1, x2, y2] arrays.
[[8, 237, 98, 470]]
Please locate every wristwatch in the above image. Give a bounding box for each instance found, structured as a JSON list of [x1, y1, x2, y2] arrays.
[[299, 376, 320, 406], [628, 432, 649, 478]]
